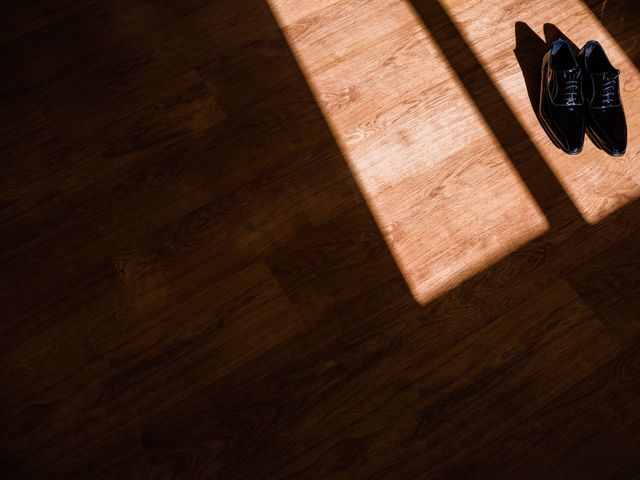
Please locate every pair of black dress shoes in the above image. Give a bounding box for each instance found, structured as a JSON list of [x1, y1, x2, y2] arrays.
[[539, 38, 627, 156]]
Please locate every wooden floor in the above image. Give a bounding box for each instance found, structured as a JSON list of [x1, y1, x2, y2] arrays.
[[1, 0, 639, 478]]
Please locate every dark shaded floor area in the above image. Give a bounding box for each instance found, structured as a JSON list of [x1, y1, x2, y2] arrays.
[[1, 0, 639, 478]]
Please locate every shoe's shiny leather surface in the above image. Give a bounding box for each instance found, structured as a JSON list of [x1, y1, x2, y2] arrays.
[[578, 40, 627, 156], [538, 38, 585, 154]]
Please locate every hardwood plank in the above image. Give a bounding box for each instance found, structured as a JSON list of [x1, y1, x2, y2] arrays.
[[107, 84, 364, 321], [436, 0, 640, 204], [568, 230, 640, 348], [0, 0, 213, 91], [56, 280, 620, 479], [1, 0, 639, 477], [438, 346, 640, 478], [0, 260, 304, 478], [0, 259, 136, 411], [269, 192, 639, 341], [271, 0, 640, 302], [0, 70, 224, 223]]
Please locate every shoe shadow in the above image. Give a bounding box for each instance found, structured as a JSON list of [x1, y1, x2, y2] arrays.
[[543, 23, 580, 56], [513, 22, 547, 120]]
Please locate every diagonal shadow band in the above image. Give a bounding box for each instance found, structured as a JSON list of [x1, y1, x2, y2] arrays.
[[543, 23, 581, 54], [581, 0, 640, 70], [409, 0, 586, 229]]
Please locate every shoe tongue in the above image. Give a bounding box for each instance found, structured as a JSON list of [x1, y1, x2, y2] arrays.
[[562, 66, 580, 80]]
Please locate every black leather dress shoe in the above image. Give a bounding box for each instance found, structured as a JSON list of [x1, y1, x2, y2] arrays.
[[577, 41, 627, 156], [538, 38, 585, 154]]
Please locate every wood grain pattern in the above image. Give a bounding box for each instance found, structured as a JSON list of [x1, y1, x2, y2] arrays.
[[1, 0, 639, 478], [445, 345, 640, 478], [271, 0, 640, 303], [568, 230, 640, 348]]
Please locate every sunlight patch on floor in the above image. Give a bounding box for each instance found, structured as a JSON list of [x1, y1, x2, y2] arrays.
[[267, 0, 549, 304]]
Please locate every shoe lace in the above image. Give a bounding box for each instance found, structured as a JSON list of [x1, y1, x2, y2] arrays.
[[601, 73, 617, 106], [562, 70, 579, 105]]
